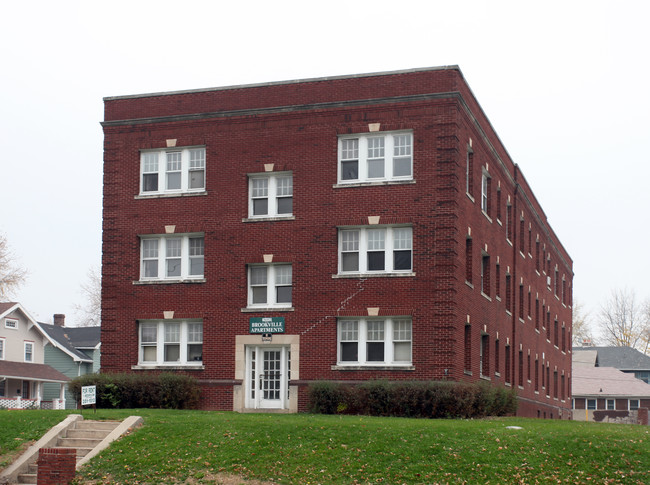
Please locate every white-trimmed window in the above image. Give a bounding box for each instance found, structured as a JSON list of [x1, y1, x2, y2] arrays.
[[138, 320, 203, 366], [629, 399, 640, 410], [338, 131, 412, 183], [0, 337, 4, 360], [4, 319, 18, 329], [140, 147, 206, 195], [338, 317, 412, 365], [248, 264, 292, 308], [587, 399, 596, 410], [24, 341, 33, 362], [249, 173, 293, 218], [140, 234, 204, 281], [606, 399, 615, 410], [339, 226, 412, 274]]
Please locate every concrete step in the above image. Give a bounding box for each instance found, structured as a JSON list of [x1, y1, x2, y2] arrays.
[[74, 420, 121, 431], [66, 428, 112, 439], [57, 437, 102, 449], [16, 472, 37, 484]]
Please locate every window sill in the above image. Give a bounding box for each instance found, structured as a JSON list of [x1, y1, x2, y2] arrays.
[[333, 272, 415, 279], [242, 215, 296, 223], [241, 307, 295, 313], [466, 192, 475, 203], [481, 210, 492, 223], [481, 292, 492, 301], [331, 364, 415, 371], [480, 375, 491, 381], [464, 370, 473, 376], [134, 278, 206, 285], [132, 364, 204, 371], [135, 191, 207, 200], [333, 179, 416, 189], [465, 281, 474, 289]]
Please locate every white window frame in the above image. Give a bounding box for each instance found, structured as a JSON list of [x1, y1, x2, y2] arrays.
[[24, 341, 34, 363], [0, 337, 4, 360], [587, 399, 596, 410], [4, 319, 18, 330], [481, 172, 489, 213], [247, 264, 292, 309], [337, 317, 412, 366], [606, 399, 615, 410], [139, 234, 204, 281], [338, 131, 413, 184], [138, 320, 203, 367], [338, 226, 412, 275], [629, 399, 640, 410], [248, 172, 293, 218], [140, 146, 206, 195]]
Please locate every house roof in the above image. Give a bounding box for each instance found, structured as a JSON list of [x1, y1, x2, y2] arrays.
[[573, 350, 597, 367], [0, 302, 19, 315], [0, 361, 70, 383], [39, 323, 98, 362], [573, 346, 650, 371], [572, 366, 650, 398]]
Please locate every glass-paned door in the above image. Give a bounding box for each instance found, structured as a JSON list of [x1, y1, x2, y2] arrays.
[[246, 346, 290, 409]]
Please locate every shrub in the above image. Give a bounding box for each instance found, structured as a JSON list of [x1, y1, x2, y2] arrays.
[[308, 380, 518, 419], [69, 372, 200, 409]]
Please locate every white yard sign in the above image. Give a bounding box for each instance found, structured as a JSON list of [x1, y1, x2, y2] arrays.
[[81, 385, 96, 406]]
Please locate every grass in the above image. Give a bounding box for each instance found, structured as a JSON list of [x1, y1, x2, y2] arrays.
[[1, 409, 648, 484]]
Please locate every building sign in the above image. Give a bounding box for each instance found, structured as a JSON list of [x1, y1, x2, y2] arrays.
[[249, 317, 285, 334], [81, 385, 96, 406]]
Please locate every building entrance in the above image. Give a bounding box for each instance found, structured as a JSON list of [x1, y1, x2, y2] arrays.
[[245, 346, 290, 409]]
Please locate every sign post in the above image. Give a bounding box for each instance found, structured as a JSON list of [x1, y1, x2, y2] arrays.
[[81, 385, 97, 414]]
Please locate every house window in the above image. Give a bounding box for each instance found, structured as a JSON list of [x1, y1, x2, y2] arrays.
[[480, 334, 489, 377], [464, 325, 472, 373], [505, 274, 512, 313], [518, 350, 524, 387], [140, 147, 205, 195], [481, 253, 490, 296], [0, 379, 4, 397], [629, 399, 640, 410], [140, 234, 204, 281], [481, 173, 490, 215], [606, 399, 615, 410], [535, 358, 539, 392], [506, 205, 512, 241], [494, 338, 500, 375], [338, 131, 412, 183], [248, 264, 292, 308], [249, 173, 293, 218], [138, 320, 203, 366], [4, 319, 17, 329], [337, 318, 412, 365], [505, 345, 511, 384], [465, 237, 472, 284], [587, 399, 596, 410], [24, 341, 34, 362], [466, 149, 474, 197], [0, 337, 4, 360], [339, 226, 412, 274]]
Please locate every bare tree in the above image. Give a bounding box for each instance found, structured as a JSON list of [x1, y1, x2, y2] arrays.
[[572, 299, 596, 347], [598, 288, 650, 351], [0, 234, 28, 299], [72, 266, 101, 327]]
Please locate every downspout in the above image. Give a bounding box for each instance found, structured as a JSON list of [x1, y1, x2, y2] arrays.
[[512, 165, 520, 390]]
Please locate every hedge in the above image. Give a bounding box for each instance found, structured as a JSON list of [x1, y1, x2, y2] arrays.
[[68, 372, 201, 409], [308, 380, 517, 418]]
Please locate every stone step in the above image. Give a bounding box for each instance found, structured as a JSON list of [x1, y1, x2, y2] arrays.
[[66, 428, 112, 439], [74, 420, 121, 431], [16, 471, 37, 484]]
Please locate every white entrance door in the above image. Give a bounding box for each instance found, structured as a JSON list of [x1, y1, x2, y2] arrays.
[[246, 346, 290, 409]]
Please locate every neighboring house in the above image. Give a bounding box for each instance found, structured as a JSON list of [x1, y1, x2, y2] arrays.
[[571, 366, 650, 424], [40, 314, 101, 409], [0, 303, 69, 409], [100, 66, 573, 417], [573, 346, 650, 383]]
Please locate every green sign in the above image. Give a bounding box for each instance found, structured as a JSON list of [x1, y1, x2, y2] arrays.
[[249, 317, 285, 334]]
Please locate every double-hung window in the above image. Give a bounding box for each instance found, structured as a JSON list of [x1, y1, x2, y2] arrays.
[[337, 317, 412, 365], [248, 173, 293, 218], [338, 131, 413, 183], [140, 147, 206, 195], [138, 320, 203, 366], [140, 234, 204, 281], [339, 226, 412, 274], [248, 264, 292, 308], [0, 337, 4, 360], [24, 341, 33, 362]]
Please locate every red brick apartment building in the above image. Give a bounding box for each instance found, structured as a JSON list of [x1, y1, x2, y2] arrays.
[[101, 66, 573, 418]]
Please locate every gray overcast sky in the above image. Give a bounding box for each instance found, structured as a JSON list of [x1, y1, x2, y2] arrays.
[[1, 0, 649, 332]]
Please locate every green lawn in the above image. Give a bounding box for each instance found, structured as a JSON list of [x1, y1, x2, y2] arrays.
[[1, 409, 648, 484]]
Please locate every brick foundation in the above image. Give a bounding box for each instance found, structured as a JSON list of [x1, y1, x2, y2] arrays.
[[37, 448, 76, 485]]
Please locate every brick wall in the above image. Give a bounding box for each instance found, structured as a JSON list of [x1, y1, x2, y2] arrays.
[[101, 67, 573, 416], [37, 448, 76, 485]]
